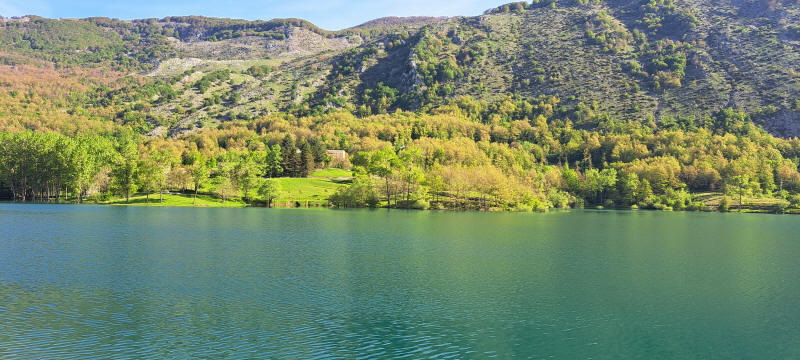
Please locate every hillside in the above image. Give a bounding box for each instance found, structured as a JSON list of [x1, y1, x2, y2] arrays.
[[3, 1, 800, 214], [2, 0, 800, 138]]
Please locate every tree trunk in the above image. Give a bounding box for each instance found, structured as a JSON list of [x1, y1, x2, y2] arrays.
[[739, 192, 743, 212], [405, 181, 411, 209], [385, 178, 391, 208], [194, 185, 198, 206], [21, 177, 27, 202], [146, 192, 150, 203]]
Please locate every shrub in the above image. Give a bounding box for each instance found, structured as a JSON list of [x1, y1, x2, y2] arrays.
[[411, 200, 430, 210], [547, 189, 571, 208], [718, 196, 730, 212], [773, 200, 789, 214]]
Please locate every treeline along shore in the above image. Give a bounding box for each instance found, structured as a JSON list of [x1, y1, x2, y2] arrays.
[[3, 98, 800, 214]]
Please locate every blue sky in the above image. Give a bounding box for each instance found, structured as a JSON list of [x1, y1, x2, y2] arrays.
[[0, 0, 507, 30]]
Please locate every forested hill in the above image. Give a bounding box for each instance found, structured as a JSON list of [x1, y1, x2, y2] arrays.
[[3, 1, 800, 213], [2, 0, 800, 138]]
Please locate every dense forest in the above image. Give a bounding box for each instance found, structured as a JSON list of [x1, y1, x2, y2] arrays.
[[3, 96, 800, 212], [2, 0, 800, 213]]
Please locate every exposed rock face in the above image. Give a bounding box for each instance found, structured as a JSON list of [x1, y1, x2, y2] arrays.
[[760, 111, 800, 138], [172, 28, 358, 60], [4, 2, 800, 137], [351, 16, 448, 30]]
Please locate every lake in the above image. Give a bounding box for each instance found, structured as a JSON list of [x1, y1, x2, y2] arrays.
[[0, 204, 798, 359]]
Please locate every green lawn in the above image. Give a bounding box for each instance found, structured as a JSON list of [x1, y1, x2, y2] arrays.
[[273, 177, 347, 206], [694, 192, 792, 213], [98, 172, 350, 208], [310, 168, 352, 179], [102, 193, 246, 207]]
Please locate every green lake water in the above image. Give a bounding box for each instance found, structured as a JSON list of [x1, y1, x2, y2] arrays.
[[0, 204, 798, 359]]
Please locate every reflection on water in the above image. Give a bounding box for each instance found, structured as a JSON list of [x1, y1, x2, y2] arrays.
[[1, 205, 799, 359]]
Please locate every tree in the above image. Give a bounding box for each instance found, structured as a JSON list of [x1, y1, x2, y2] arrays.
[[188, 152, 209, 206], [299, 141, 315, 177], [136, 152, 161, 203], [776, 161, 800, 193], [110, 135, 139, 203], [562, 166, 581, 195], [714, 108, 749, 134], [637, 178, 653, 203], [425, 171, 446, 204], [213, 176, 237, 203], [265, 144, 283, 178], [730, 174, 752, 212], [70, 136, 111, 204], [598, 168, 617, 205], [167, 165, 190, 194], [398, 146, 425, 208], [52, 135, 75, 203], [330, 175, 377, 208], [718, 195, 730, 212], [212, 154, 236, 203], [258, 178, 282, 207], [582, 168, 603, 204], [617, 172, 640, 206], [280, 135, 299, 177], [151, 150, 176, 203], [361, 147, 399, 208], [233, 151, 260, 200]]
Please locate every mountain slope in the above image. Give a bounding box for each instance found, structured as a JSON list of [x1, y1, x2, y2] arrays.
[[1, 0, 800, 137]]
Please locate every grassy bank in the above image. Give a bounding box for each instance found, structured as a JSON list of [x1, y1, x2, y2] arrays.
[[102, 193, 247, 207], [98, 188, 798, 213], [271, 177, 347, 207], [692, 192, 793, 214], [98, 172, 351, 208], [6, 165, 799, 215]]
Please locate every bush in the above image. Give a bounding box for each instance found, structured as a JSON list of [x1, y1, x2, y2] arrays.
[[366, 194, 380, 208], [638, 199, 654, 209], [653, 203, 673, 211], [686, 201, 707, 212], [547, 189, 571, 208], [788, 194, 800, 207], [718, 196, 730, 212], [514, 203, 534, 212], [411, 200, 429, 210], [773, 200, 789, 214]]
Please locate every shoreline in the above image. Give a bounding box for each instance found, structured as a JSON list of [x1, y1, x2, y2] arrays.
[[2, 198, 797, 215]]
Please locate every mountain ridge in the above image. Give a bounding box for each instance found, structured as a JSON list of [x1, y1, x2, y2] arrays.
[[3, 2, 800, 213], [2, 1, 800, 137]]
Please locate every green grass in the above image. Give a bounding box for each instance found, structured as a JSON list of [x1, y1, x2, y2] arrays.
[[102, 193, 246, 207], [694, 192, 794, 213], [94, 176, 347, 208], [273, 177, 348, 206], [310, 168, 352, 178]]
